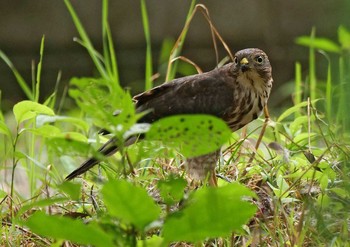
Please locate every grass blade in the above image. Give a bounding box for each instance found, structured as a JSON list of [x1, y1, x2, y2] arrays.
[[0, 50, 33, 100], [325, 54, 332, 121], [34, 36, 45, 102], [309, 27, 316, 101], [64, 0, 108, 79], [105, 24, 119, 85], [102, 0, 112, 77], [294, 61, 302, 118], [337, 56, 346, 131], [102, 0, 120, 84], [166, 0, 197, 81], [141, 0, 153, 90]]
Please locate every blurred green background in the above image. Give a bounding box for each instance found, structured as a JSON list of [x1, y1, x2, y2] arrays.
[[0, 0, 349, 113]]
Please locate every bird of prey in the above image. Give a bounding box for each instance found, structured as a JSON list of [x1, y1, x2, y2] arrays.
[[65, 48, 273, 185]]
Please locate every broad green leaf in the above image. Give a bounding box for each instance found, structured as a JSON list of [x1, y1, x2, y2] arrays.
[[27, 126, 88, 148], [289, 170, 323, 181], [289, 115, 315, 135], [13, 100, 54, 124], [317, 193, 331, 207], [329, 187, 350, 199], [26, 125, 62, 138], [57, 182, 82, 201], [102, 179, 161, 230], [293, 132, 317, 146], [137, 235, 163, 247], [157, 176, 187, 205], [146, 115, 231, 158], [163, 183, 256, 243], [338, 25, 350, 50], [36, 115, 89, 133], [295, 36, 341, 53], [59, 132, 88, 142], [319, 174, 329, 191], [47, 136, 92, 156], [23, 211, 114, 247], [15, 197, 68, 218], [268, 175, 290, 198]]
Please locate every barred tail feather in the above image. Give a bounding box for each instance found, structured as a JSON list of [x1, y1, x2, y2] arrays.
[[65, 136, 137, 180]]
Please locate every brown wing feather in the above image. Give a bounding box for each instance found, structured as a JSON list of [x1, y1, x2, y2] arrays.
[[135, 64, 236, 123]]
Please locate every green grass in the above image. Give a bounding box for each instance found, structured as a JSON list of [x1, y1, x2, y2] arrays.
[[1, 0, 349, 246]]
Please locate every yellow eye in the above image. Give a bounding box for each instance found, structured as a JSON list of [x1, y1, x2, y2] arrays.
[[255, 55, 264, 64]]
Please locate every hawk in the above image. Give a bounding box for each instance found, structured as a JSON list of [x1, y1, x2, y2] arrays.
[[66, 48, 273, 185]]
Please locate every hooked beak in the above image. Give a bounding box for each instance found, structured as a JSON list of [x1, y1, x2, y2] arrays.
[[240, 57, 249, 72]]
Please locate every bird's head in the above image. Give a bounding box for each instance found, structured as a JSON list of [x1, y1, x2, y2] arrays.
[[232, 48, 272, 88]]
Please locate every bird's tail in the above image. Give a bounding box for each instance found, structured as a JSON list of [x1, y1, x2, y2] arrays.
[[65, 136, 137, 180]]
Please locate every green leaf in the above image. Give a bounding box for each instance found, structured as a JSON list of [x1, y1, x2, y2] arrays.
[[319, 174, 329, 191], [295, 36, 341, 53], [15, 198, 68, 218], [267, 175, 290, 198], [146, 115, 231, 158], [289, 115, 315, 135], [57, 182, 82, 201], [277, 100, 319, 122], [338, 25, 350, 50], [23, 211, 114, 247], [329, 187, 350, 199], [102, 179, 161, 230], [0, 120, 11, 137], [28, 126, 89, 150], [157, 176, 187, 205], [69, 77, 137, 136], [163, 183, 256, 243], [137, 235, 163, 247], [293, 132, 317, 146], [13, 100, 55, 124], [36, 115, 89, 133], [47, 136, 91, 156], [27, 125, 62, 138]]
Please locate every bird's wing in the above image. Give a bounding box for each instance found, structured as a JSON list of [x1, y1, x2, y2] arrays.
[[134, 66, 235, 123]]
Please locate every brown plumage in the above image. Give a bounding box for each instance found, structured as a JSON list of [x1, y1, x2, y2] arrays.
[[65, 48, 273, 183]]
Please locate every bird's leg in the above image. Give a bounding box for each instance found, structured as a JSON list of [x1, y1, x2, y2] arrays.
[[209, 170, 218, 186], [248, 106, 270, 163], [125, 151, 135, 175], [209, 150, 221, 187], [186, 150, 220, 187]]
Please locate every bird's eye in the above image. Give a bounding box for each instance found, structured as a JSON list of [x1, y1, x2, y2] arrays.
[[234, 57, 238, 65], [255, 55, 264, 64]]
